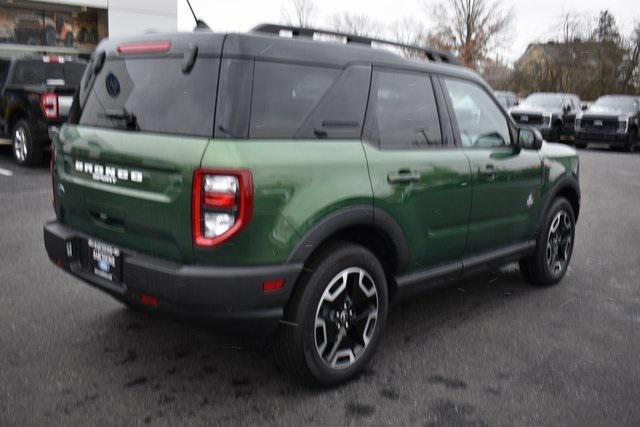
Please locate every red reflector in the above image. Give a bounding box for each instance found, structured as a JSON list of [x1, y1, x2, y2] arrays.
[[139, 293, 158, 308], [56, 258, 64, 267], [263, 279, 285, 294], [204, 192, 236, 209], [117, 41, 171, 55]]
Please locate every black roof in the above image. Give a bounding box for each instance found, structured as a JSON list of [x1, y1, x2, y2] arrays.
[[95, 28, 483, 84]]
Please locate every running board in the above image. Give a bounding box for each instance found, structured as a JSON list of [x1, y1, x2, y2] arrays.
[[394, 240, 536, 299], [0, 138, 11, 146]]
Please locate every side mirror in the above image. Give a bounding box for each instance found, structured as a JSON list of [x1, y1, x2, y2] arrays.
[[517, 127, 543, 150], [582, 105, 588, 111]]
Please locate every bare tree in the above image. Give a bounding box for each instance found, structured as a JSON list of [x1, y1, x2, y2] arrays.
[[430, 0, 513, 68], [281, 0, 317, 28], [330, 12, 382, 37], [391, 17, 450, 59], [621, 22, 640, 93]]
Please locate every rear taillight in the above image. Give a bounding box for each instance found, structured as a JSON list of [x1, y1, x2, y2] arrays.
[[192, 170, 253, 248], [40, 93, 59, 120]]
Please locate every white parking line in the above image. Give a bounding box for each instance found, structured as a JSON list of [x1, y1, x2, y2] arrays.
[[0, 168, 13, 177]]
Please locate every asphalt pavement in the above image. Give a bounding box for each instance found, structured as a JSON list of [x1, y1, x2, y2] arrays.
[[1, 145, 639, 426]]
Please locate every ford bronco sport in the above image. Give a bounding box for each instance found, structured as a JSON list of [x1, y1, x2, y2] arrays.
[[44, 25, 580, 386]]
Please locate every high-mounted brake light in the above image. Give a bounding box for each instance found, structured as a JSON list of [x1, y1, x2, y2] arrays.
[[117, 41, 171, 55], [192, 170, 253, 248], [40, 93, 58, 120], [43, 55, 64, 64]]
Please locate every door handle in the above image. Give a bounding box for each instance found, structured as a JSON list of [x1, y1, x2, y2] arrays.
[[388, 169, 421, 184], [480, 164, 496, 182]]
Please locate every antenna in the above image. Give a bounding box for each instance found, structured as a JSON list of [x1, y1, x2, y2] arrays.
[[184, 0, 211, 31]]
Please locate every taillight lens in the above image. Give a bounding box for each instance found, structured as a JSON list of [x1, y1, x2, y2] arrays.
[[192, 170, 253, 248], [40, 93, 59, 120]]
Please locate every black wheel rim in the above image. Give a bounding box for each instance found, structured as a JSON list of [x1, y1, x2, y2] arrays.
[[314, 267, 379, 370], [546, 210, 573, 276]]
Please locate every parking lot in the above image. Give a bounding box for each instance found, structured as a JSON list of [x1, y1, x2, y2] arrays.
[[1, 145, 639, 426]]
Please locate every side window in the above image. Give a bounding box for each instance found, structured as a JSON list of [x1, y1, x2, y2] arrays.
[[366, 70, 442, 149], [250, 62, 339, 138], [444, 78, 511, 148]]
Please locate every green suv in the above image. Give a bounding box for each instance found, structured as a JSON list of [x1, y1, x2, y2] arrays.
[[44, 25, 580, 385]]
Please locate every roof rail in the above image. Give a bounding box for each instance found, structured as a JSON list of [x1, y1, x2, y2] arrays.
[[251, 23, 463, 66]]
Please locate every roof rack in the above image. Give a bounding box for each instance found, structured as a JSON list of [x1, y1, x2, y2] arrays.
[[251, 23, 462, 66]]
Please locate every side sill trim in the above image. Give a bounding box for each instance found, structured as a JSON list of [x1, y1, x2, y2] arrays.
[[395, 240, 536, 292]]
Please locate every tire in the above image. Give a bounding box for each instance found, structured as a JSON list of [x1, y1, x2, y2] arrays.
[[274, 242, 388, 386], [520, 197, 575, 287], [625, 128, 638, 153], [12, 119, 43, 166]]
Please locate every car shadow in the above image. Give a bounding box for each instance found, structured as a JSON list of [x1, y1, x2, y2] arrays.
[[72, 263, 535, 422]]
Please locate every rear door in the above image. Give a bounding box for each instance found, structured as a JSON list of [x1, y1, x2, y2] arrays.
[[362, 68, 472, 272], [55, 35, 222, 263], [441, 77, 542, 256]]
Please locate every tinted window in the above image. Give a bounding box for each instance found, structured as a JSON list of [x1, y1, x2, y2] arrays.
[[444, 78, 511, 148], [367, 70, 442, 149], [250, 62, 339, 138], [77, 57, 218, 137], [11, 60, 84, 87], [215, 59, 254, 139]]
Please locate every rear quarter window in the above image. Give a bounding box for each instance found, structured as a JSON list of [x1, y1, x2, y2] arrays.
[[249, 62, 340, 138], [78, 57, 218, 138]]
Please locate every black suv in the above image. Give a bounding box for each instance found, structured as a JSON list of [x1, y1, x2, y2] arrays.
[[0, 56, 86, 165], [510, 92, 582, 143], [575, 95, 640, 152]]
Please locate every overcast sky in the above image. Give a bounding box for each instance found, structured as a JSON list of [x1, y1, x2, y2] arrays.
[[177, 0, 639, 63]]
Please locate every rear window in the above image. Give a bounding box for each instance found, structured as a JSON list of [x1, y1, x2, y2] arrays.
[[11, 60, 85, 87], [76, 57, 218, 137], [249, 62, 340, 138]]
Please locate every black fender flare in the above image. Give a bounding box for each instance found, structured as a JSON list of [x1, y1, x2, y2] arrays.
[[538, 175, 581, 231], [286, 205, 410, 270]]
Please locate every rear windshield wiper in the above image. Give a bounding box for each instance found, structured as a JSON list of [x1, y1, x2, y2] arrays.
[[102, 108, 139, 130]]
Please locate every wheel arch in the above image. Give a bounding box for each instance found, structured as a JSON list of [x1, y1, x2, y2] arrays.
[[286, 206, 410, 297], [540, 177, 581, 228], [7, 107, 29, 134]]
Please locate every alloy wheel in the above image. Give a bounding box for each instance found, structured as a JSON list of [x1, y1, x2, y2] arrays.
[[13, 126, 28, 163], [314, 267, 379, 370], [546, 210, 573, 276]]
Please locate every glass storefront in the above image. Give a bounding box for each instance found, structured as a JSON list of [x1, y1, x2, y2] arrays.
[[0, 0, 107, 57]]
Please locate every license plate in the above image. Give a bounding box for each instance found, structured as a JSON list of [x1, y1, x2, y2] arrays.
[[521, 115, 528, 122], [594, 120, 603, 127], [88, 239, 121, 282]]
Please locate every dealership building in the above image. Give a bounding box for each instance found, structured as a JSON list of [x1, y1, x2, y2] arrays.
[[0, 0, 178, 58]]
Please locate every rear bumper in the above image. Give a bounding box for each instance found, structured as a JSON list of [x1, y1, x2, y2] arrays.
[[43, 221, 303, 335]]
